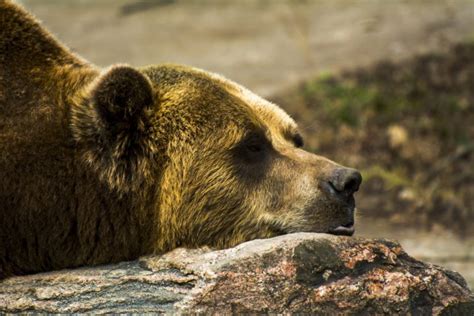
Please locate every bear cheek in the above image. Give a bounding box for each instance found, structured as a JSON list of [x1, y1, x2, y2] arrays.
[[272, 162, 334, 231], [259, 164, 314, 220]]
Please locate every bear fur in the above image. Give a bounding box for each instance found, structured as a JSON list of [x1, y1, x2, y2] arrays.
[[0, 0, 361, 278]]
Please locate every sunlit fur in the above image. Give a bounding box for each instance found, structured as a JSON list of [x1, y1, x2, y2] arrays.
[[0, 1, 353, 278]]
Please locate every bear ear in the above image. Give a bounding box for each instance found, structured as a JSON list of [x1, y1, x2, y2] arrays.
[[91, 65, 154, 131], [72, 65, 157, 192]]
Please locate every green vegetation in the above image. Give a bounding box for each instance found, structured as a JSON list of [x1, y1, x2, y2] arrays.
[[361, 165, 411, 189], [303, 78, 380, 127]]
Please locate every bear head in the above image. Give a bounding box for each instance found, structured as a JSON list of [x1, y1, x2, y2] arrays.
[[71, 64, 362, 251]]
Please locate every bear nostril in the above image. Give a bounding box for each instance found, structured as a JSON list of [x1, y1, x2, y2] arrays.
[[344, 178, 358, 194], [328, 168, 362, 196]]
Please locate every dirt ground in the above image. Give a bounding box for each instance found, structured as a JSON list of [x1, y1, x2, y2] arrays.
[[20, 0, 474, 288], [21, 0, 474, 96]]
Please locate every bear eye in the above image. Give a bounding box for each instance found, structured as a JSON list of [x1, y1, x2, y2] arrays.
[[234, 132, 269, 164], [246, 142, 264, 153]]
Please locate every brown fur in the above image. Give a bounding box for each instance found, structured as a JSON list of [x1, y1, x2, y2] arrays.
[[0, 1, 361, 279]]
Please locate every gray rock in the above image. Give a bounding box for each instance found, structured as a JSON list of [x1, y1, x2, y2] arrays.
[[1, 233, 473, 314]]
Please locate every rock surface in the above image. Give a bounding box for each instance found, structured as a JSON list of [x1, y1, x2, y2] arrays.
[[0, 233, 473, 314]]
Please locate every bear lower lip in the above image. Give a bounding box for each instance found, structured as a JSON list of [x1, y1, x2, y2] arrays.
[[328, 225, 355, 236]]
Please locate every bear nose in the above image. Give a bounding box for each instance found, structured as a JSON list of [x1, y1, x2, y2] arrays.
[[328, 168, 362, 197]]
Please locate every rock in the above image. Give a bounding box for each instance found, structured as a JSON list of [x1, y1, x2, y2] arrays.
[[0, 233, 473, 314]]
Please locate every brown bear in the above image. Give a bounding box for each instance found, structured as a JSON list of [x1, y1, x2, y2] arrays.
[[0, 0, 362, 279]]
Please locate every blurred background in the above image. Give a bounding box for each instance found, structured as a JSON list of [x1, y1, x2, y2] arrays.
[[20, 0, 474, 288]]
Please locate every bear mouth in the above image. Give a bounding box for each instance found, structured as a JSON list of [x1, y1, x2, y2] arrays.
[[269, 221, 355, 237], [327, 221, 355, 236]]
